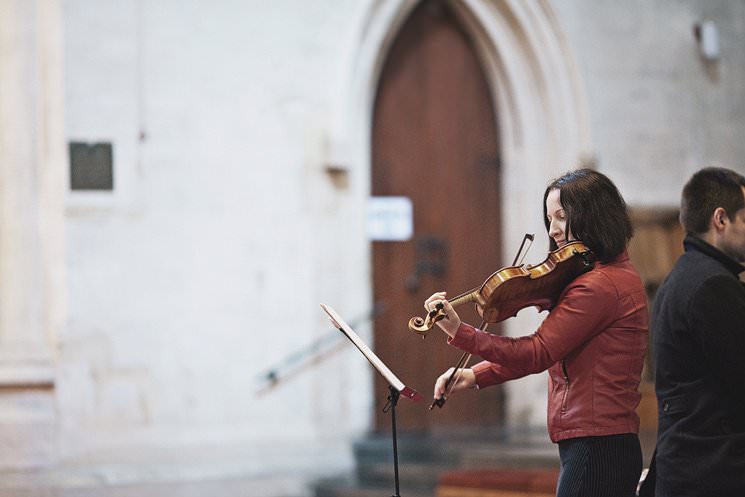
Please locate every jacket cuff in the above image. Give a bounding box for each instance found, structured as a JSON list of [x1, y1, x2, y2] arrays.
[[472, 361, 500, 389], [447, 322, 476, 348]]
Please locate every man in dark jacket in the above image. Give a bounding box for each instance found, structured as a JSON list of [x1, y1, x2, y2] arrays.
[[650, 167, 745, 497]]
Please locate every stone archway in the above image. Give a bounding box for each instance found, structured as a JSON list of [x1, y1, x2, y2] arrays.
[[329, 0, 592, 430]]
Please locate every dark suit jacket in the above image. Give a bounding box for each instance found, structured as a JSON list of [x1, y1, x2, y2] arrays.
[[651, 235, 745, 497]]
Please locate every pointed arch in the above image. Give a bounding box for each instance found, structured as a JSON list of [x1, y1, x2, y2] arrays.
[[335, 0, 590, 223], [329, 0, 591, 428]]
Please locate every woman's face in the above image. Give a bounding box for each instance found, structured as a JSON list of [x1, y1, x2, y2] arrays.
[[546, 188, 573, 247]]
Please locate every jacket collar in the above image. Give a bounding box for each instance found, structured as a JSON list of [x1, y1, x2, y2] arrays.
[[597, 249, 630, 267], [684, 234, 745, 276]]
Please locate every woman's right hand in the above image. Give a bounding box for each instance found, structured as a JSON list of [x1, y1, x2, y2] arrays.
[[433, 367, 476, 400]]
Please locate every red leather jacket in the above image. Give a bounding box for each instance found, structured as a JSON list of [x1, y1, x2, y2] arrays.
[[448, 251, 648, 442]]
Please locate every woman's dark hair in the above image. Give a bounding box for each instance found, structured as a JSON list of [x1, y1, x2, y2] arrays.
[[680, 167, 745, 235], [543, 168, 633, 263]]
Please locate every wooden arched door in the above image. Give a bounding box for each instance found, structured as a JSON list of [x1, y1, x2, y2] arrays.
[[372, 1, 504, 433]]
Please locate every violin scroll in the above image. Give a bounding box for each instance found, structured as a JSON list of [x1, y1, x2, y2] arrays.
[[408, 303, 446, 334]]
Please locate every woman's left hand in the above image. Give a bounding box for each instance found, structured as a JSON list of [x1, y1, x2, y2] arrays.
[[423, 292, 462, 338]]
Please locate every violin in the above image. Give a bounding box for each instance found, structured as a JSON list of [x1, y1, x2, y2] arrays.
[[412, 237, 594, 409], [409, 240, 594, 335]]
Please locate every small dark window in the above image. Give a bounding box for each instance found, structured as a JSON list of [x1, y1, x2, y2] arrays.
[[69, 142, 113, 190]]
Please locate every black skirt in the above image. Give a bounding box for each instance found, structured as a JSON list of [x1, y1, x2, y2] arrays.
[[556, 433, 642, 497]]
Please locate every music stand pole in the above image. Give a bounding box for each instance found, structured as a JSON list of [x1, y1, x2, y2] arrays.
[[385, 385, 402, 497], [320, 304, 422, 497]]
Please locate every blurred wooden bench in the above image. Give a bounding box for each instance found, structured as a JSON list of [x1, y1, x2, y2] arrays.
[[437, 468, 560, 497]]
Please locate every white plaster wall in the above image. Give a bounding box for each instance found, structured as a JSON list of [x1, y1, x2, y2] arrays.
[[56, 0, 745, 486], [552, 0, 745, 204], [59, 0, 375, 477]]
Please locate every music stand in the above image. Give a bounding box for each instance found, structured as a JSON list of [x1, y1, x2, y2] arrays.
[[321, 304, 422, 497]]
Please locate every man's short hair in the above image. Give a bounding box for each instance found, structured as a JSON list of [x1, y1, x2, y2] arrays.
[[680, 167, 745, 235]]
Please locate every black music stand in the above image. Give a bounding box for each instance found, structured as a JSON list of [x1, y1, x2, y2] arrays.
[[321, 304, 422, 497]]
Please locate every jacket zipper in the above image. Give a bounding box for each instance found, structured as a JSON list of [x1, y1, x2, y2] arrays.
[[560, 360, 570, 413]]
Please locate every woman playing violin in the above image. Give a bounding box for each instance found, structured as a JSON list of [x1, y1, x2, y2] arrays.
[[425, 169, 648, 497]]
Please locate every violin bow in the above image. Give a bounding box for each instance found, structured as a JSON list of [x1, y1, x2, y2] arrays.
[[513, 233, 535, 266], [429, 321, 487, 410], [429, 233, 535, 410]]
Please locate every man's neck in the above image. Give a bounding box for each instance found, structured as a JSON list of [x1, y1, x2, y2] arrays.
[[686, 234, 745, 276], [698, 230, 720, 250]]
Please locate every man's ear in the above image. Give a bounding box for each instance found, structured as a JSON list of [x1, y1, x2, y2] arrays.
[[711, 207, 728, 231]]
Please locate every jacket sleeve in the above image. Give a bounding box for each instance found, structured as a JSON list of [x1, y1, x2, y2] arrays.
[[691, 275, 745, 417], [448, 270, 620, 388]]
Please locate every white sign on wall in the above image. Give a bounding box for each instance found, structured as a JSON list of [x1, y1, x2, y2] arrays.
[[367, 196, 414, 241]]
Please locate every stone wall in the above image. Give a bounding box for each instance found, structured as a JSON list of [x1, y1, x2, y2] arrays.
[[2, 0, 744, 489]]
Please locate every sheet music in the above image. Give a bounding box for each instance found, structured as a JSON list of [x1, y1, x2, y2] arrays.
[[320, 303, 422, 401]]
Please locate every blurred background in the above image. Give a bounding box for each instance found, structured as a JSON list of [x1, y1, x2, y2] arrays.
[[1, 0, 744, 495]]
